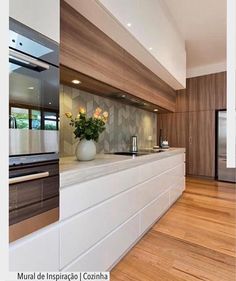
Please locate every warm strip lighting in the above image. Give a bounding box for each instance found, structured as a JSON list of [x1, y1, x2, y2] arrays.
[[72, 79, 81, 84]]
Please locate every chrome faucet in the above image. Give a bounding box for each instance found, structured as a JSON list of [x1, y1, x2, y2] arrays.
[[9, 115, 17, 129], [131, 135, 138, 152]]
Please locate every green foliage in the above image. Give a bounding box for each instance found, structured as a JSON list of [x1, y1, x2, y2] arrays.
[[68, 112, 106, 142]]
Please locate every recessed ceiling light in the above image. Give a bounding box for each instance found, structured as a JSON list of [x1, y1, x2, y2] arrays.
[[49, 102, 52, 105], [127, 23, 132, 27], [143, 102, 147, 106], [154, 109, 158, 112], [72, 79, 81, 84], [149, 47, 153, 50], [27, 86, 34, 90], [121, 94, 126, 98]]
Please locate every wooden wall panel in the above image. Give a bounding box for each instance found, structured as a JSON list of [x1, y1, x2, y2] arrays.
[[158, 72, 226, 178], [215, 72, 226, 109], [187, 77, 198, 112], [157, 112, 188, 148], [188, 111, 215, 177], [60, 1, 176, 112], [197, 74, 216, 111], [176, 88, 188, 113]]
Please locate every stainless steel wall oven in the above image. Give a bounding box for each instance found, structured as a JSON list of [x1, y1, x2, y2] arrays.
[[9, 18, 59, 242]]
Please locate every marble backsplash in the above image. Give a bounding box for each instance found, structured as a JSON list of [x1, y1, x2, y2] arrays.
[[60, 85, 157, 156]]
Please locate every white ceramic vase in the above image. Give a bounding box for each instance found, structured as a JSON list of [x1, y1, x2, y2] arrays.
[[75, 139, 96, 161]]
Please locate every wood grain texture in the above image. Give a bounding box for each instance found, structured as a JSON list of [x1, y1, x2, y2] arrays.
[[175, 72, 226, 113], [215, 72, 226, 110], [176, 88, 188, 113], [60, 66, 168, 113], [60, 1, 176, 112], [158, 72, 226, 177], [111, 177, 236, 281], [122, 52, 176, 111], [188, 111, 215, 177], [157, 112, 188, 148]]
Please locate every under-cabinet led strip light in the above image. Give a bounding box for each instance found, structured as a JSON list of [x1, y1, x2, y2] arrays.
[[227, 0, 236, 168]]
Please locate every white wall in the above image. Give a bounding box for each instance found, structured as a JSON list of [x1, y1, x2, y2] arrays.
[[65, 0, 186, 90], [9, 0, 60, 43], [187, 61, 226, 78]]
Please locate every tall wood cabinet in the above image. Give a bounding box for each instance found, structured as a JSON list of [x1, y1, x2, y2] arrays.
[[188, 111, 215, 176], [157, 72, 226, 178]]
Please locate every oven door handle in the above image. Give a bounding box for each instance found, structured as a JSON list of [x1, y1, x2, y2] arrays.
[[9, 49, 50, 71], [9, 171, 50, 185]]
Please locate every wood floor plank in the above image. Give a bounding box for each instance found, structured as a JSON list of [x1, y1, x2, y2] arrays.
[[111, 177, 236, 281]]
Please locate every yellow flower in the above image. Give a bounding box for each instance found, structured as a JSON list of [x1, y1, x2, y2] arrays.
[[93, 112, 99, 119], [95, 107, 102, 115], [76, 113, 80, 119], [79, 107, 86, 114], [65, 112, 72, 118], [103, 111, 109, 119]]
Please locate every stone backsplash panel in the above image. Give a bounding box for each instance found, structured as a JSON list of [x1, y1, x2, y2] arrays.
[[60, 85, 157, 156]]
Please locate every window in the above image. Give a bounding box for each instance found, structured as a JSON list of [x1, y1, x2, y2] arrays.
[[10, 107, 59, 131], [43, 111, 58, 130], [11, 107, 29, 129], [31, 110, 41, 130]]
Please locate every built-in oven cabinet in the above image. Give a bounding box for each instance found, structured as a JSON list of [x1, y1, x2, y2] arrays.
[[9, 18, 59, 156], [9, 161, 59, 242]]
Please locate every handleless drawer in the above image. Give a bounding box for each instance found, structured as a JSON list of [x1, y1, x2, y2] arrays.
[[60, 163, 184, 268], [62, 214, 139, 272], [10, 224, 59, 271], [60, 153, 185, 220]]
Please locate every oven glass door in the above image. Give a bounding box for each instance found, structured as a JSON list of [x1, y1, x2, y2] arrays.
[[9, 53, 59, 130], [9, 51, 59, 156]]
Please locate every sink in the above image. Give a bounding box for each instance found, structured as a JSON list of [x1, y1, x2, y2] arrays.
[[112, 152, 148, 156], [112, 150, 163, 156]]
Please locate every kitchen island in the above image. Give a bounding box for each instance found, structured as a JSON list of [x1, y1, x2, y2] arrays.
[[10, 148, 185, 272]]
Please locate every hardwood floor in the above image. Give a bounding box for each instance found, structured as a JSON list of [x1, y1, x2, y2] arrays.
[[111, 177, 236, 281]]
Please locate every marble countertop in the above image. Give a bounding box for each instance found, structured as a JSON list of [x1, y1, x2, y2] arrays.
[[60, 148, 185, 188]]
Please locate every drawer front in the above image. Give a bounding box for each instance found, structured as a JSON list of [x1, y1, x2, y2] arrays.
[[10, 225, 59, 271], [136, 163, 185, 208], [60, 153, 185, 220], [140, 191, 169, 234], [139, 153, 185, 181], [60, 165, 141, 220], [169, 177, 185, 205], [62, 214, 139, 272], [60, 164, 184, 268], [60, 185, 141, 268]]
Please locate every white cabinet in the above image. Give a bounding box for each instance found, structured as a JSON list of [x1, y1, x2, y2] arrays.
[[9, 0, 60, 42], [140, 191, 169, 234], [60, 165, 141, 220], [9, 224, 59, 271], [60, 159, 184, 268], [169, 177, 185, 205], [60, 154, 185, 220], [62, 214, 139, 272], [10, 151, 185, 272]]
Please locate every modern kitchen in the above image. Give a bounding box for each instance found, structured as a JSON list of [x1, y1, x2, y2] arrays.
[[7, 0, 235, 280]]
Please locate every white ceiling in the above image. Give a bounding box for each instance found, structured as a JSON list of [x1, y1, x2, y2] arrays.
[[97, 0, 186, 87], [165, 0, 226, 74]]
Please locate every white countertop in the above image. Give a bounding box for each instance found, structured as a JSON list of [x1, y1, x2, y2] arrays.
[[60, 148, 185, 188]]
